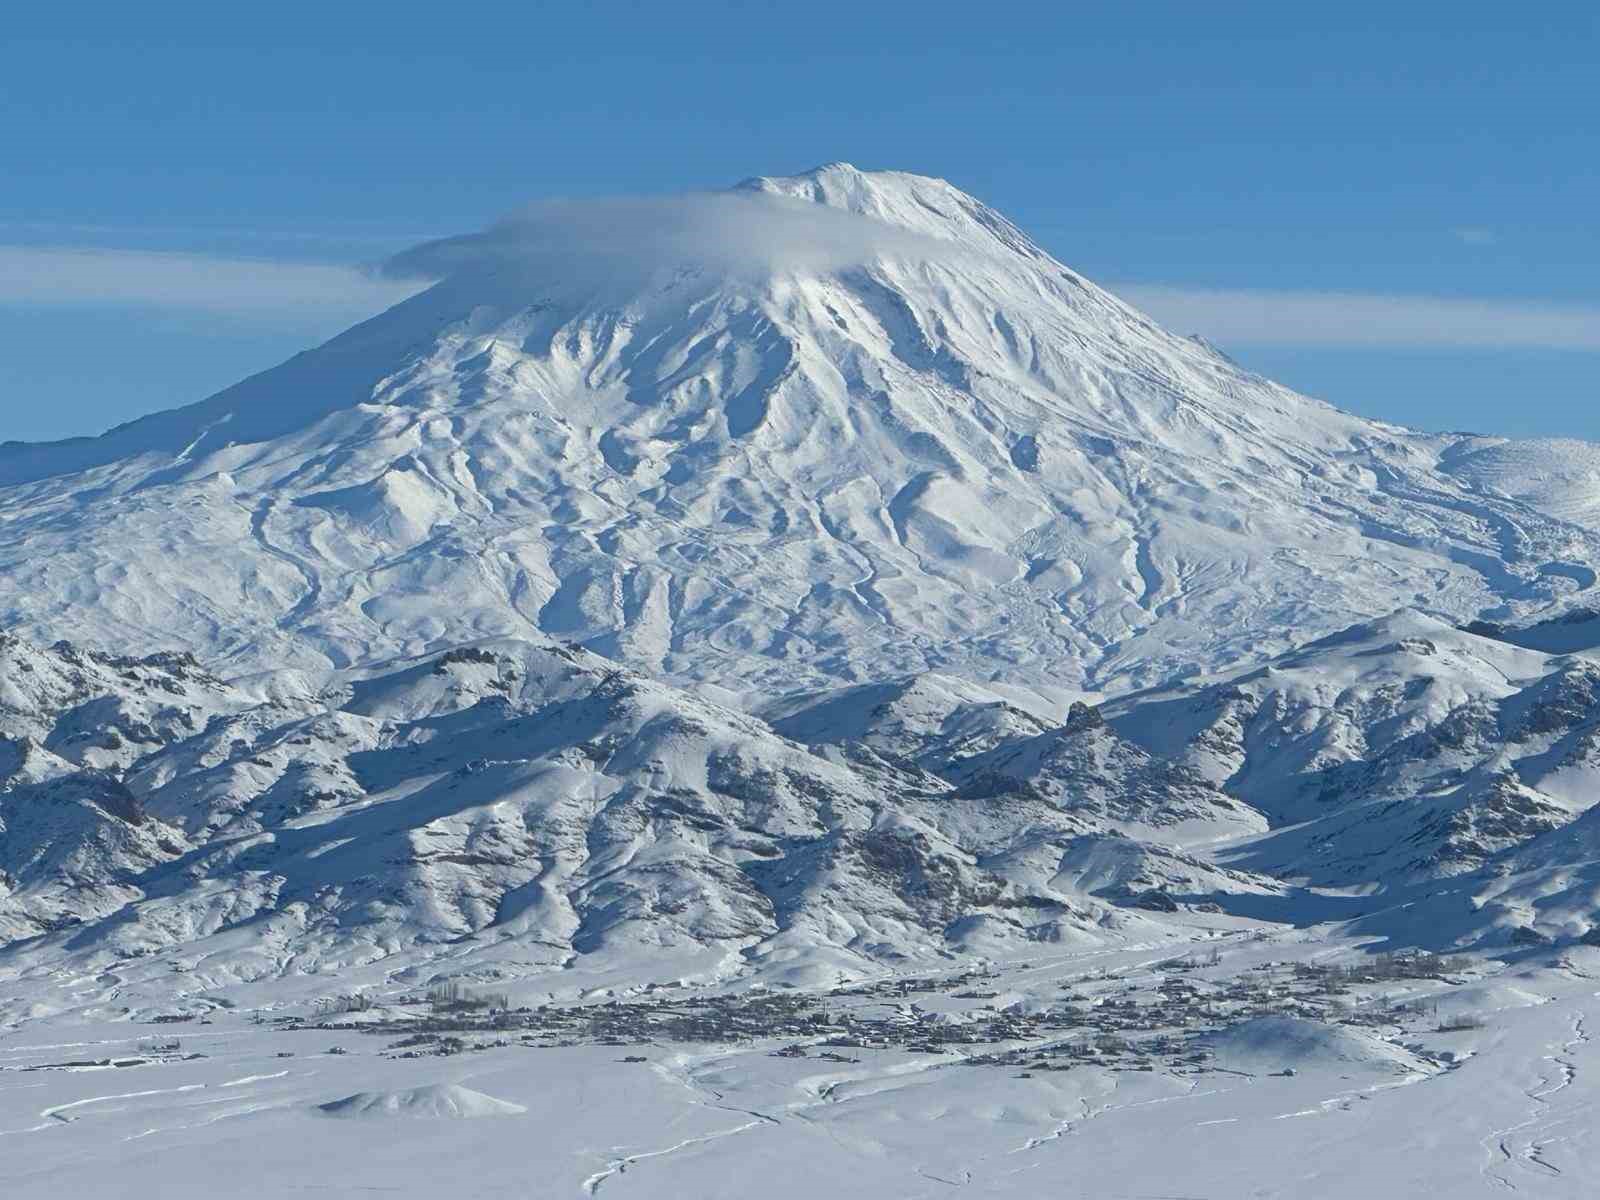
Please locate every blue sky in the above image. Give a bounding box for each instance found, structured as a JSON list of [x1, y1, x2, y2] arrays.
[[3, 3, 1597, 442]]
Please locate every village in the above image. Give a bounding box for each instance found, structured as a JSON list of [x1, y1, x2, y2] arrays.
[[270, 943, 1484, 1079]]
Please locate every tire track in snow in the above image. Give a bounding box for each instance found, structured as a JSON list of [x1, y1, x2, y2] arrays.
[[40, 1083, 206, 1123], [580, 1118, 771, 1195], [1481, 1011, 1590, 1189]]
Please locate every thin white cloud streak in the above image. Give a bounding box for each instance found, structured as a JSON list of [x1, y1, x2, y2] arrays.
[[1117, 284, 1600, 351], [5, 233, 1599, 355], [0, 219, 438, 246], [0, 245, 424, 313]]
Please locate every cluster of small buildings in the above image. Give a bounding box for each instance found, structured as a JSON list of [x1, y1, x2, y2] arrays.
[[300, 948, 1475, 1073]]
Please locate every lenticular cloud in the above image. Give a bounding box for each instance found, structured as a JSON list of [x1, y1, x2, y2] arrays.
[[380, 190, 958, 286]]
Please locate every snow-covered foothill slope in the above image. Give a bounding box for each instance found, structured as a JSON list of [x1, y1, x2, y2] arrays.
[[1200, 1015, 1435, 1077], [1100, 612, 1600, 884], [1414, 799, 1600, 950], [1441, 436, 1600, 529], [0, 634, 252, 781], [760, 672, 1068, 768], [3, 632, 1215, 1014], [9, 612, 1600, 1009]]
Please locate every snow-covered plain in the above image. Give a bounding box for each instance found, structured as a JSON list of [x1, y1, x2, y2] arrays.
[[5, 164, 1600, 1196], [4, 931, 1599, 1198]]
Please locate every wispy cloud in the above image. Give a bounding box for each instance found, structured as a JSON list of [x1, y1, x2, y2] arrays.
[[6, 230, 1597, 357], [0, 219, 436, 247], [1116, 284, 1600, 351], [0, 245, 424, 314]]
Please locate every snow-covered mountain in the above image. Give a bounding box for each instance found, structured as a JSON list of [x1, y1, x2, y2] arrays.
[[5, 164, 1600, 1014], [2, 164, 1596, 697]]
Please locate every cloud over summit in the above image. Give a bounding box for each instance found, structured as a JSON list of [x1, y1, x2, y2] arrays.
[[380, 190, 958, 286]]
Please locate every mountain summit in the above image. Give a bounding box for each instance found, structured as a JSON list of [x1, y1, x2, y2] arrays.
[[1, 164, 1594, 694]]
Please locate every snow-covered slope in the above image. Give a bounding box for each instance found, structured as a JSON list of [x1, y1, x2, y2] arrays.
[[1441, 436, 1600, 528], [1, 165, 1597, 696], [1103, 613, 1600, 886], [12, 610, 1600, 1002], [5, 633, 1220, 1007], [761, 672, 1066, 769], [0, 633, 251, 780], [6, 164, 1600, 1023]]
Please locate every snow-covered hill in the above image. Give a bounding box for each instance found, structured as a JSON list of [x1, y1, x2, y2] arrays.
[[2, 165, 1597, 697], [10, 611, 1600, 1009], [1098, 613, 1600, 892], [5, 628, 1249, 1017]]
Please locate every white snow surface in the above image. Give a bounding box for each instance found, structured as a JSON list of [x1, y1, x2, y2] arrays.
[[315, 1082, 526, 1119], [1200, 1014, 1430, 1076], [2, 164, 1598, 696], [4, 937, 1599, 1199], [1442, 437, 1600, 528]]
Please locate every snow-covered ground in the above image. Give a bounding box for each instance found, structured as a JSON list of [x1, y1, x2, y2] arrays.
[[4, 929, 1597, 1198]]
